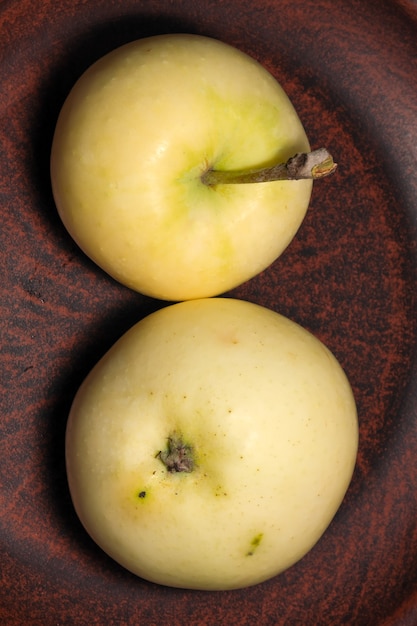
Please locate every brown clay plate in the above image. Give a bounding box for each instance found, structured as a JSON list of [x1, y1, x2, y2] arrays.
[[1, 0, 417, 624]]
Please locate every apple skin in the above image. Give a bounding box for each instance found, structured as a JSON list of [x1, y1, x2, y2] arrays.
[[65, 298, 358, 590], [51, 34, 312, 301]]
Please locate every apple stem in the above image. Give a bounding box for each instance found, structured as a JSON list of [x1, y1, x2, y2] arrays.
[[157, 434, 195, 473], [201, 147, 337, 186]]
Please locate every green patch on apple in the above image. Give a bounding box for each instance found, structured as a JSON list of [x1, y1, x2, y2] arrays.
[[247, 533, 264, 556]]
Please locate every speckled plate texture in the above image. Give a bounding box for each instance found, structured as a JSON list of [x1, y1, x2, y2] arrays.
[[1, 0, 417, 624]]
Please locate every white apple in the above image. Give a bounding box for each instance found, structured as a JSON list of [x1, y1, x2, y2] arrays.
[[50, 34, 316, 301], [65, 298, 358, 590]]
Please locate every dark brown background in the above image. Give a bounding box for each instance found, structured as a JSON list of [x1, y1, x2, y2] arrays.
[[1, 0, 417, 624]]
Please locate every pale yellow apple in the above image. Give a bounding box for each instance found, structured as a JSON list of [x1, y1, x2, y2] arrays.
[[51, 34, 313, 301], [66, 298, 358, 590]]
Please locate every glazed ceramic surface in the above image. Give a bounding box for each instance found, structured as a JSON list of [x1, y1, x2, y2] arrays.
[[1, 1, 417, 624]]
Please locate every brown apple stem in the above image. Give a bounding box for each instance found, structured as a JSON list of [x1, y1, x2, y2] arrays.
[[157, 434, 195, 473], [201, 147, 337, 186]]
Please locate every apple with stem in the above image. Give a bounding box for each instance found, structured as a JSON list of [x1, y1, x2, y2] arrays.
[[51, 34, 336, 301], [65, 298, 358, 590]]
